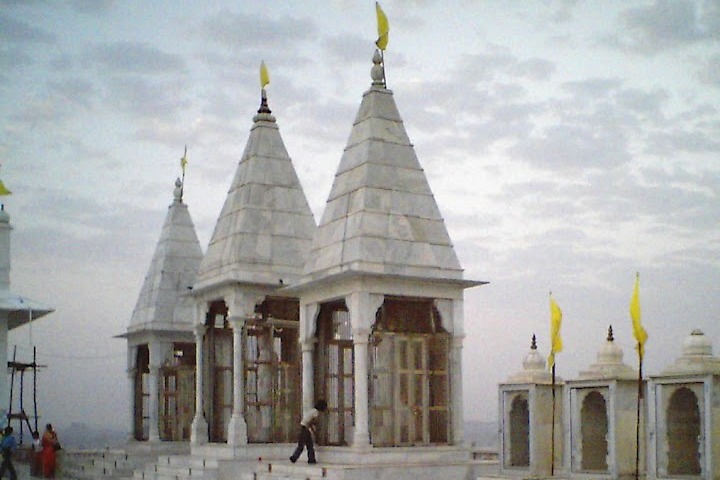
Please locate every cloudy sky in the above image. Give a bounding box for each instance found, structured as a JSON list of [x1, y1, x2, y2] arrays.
[[2, 0, 719, 432]]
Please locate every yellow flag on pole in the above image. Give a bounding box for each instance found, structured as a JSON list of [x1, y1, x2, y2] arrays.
[[0, 180, 11, 196], [548, 294, 563, 369], [375, 2, 389, 50], [260, 61, 270, 89], [180, 146, 188, 173], [630, 273, 648, 359]]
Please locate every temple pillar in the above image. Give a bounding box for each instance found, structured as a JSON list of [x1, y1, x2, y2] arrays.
[[348, 292, 383, 450], [227, 315, 248, 446], [300, 302, 319, 411], [191, 323, 208, 444], [352, 329, 371, 450], [147, 340, 170, 442], [451, 334, 465, 445]]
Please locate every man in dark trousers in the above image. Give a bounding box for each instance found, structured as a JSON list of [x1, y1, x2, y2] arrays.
[[290, 400, 327, 464], [0, 426, 17, 480]]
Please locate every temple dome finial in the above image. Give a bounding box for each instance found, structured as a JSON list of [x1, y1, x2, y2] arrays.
[[371, 49, 385, 86], [174, 178, 183, 203], [254, 89, 276, 123]]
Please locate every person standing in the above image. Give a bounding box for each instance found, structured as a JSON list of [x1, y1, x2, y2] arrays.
[[0, 426, 17, 480], [41, 424, 59, 478], [30, 431, 41, 477], [289, 400, 327, 464]]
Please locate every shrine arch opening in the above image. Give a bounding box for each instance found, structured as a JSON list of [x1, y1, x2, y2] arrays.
[[509, 394, 530, 467], [580, 390, 608, 472], [667, 387, 701, 476]]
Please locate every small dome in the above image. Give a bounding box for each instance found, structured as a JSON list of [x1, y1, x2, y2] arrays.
[[578, 326, 636, 380], [682, 329, 713, 357], [506, 334, 553, 384], [660, 329, 720, 376]]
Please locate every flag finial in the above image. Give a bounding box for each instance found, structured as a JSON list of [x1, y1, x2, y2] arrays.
[[531, 334, 537, 350], [179, 146, 188, 202], [607, 325, 614, 342]]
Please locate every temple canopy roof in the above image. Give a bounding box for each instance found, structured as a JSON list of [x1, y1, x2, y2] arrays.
[[127, 178, 203, 332], [0, 291, 53, 330], [301, 52, 467, 285], [193, 93, 315, 292]]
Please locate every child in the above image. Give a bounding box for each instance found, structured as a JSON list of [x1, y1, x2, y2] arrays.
[[289, 400, 327, 464], [0, 426, 17, 480]]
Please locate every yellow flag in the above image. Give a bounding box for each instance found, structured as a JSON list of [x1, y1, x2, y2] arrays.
[[548, 294, 563, 369], [260, 61, 270, 89], [375, 2, 389, 50], [630, 273, 648, 359], [180, 146, 188, 173], [0, 180, 11, 196]]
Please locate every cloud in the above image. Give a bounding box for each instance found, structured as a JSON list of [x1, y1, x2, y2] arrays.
[[609, 0, 720, 53], [0, 13, 55, 43], [697, 53, 720, 86], [323, 33, 373, 65], [85, 42, 187, 76], [199, 11, 317, 52], [69, 0, 116, 14]]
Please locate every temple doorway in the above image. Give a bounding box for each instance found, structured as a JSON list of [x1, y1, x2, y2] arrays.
[[667, 387, 701, 475], [580, 390, 608, 472], [133, 345, 150, 441], [244, 297, 301, 443], [204, 301, 232, 443], [370, 297, 450, 447], [314, 301, 354, 446], [159, 342, 196, 441]]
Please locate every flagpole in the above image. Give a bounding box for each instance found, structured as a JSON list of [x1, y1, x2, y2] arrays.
[[635, 349, 643, 480], [551, 363, 556, 476], [381, 50, 388, 88], [180, 145, 187, 202]]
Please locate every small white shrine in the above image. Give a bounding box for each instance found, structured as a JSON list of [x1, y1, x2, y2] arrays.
[[565, 326, 644, 480], [647, 329, 720, 480], [499, 335, 563, 477], [121, 178, 203, 445]]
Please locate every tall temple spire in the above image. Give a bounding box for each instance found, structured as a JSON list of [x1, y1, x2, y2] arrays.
[[301, 50, 465, 283]]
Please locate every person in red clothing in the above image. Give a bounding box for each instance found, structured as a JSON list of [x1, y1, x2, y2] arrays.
[[40, 424, 59, 478]]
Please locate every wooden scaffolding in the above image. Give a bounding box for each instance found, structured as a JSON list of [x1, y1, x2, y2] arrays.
[[7, 346, 43, 443]]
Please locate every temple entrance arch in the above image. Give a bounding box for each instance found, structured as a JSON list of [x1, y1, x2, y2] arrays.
[[580, 390, 608, 471], [314, 301, 354, 446], [133, 345, 150, 440], [243, 296, 301, 443], [509, 395, 530, 467], [370, 297, 450, 447], [667, 387, 701, 475], [204, 300, 232, 443]]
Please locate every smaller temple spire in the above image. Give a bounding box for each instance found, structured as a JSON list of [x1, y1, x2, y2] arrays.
[[531, 333, 537, 350], [607, 325, 614, 342]]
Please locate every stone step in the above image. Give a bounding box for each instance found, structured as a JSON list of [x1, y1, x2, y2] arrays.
[[255, 462, 330, 479]]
